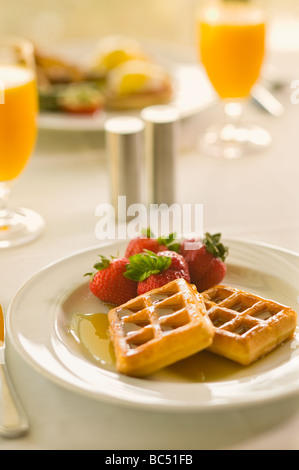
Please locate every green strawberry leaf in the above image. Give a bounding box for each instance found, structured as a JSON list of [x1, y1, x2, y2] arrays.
[[141, 227, 155, 238], [124, 250, 172, 282], [84, 254, 112, 279], [203, 232, 229, 262], [157, 232, 180, 252], [93, 254, 111, 271]]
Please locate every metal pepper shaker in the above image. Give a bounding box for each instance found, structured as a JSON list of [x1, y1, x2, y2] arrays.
[[104, 116, 145, 221], [141, 105, 180, 206]]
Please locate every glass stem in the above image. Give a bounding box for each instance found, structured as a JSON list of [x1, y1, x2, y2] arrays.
[[0, 182, 13, 224], [222, 99, 244, 126]]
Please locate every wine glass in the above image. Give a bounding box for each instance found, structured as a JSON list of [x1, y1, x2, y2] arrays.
[[197, 0, 271, 159], [0, 36, 44, 248]]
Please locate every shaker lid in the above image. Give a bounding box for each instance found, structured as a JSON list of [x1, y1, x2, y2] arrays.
[[104, 116, 144, 134], [141, 105, 179, 123]]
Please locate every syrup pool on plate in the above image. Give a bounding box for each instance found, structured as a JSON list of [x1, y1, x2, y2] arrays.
[[69, 312, 115, 368], [68, 311, 243, 382]]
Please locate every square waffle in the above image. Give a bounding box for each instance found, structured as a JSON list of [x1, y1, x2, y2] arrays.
[[201, 285, 297, 365], [108, 278, 214, 377]]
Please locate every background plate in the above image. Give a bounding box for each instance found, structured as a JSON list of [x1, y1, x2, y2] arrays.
[[38, 63, 215, 131]]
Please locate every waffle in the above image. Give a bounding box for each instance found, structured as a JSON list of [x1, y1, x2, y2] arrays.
[[201, 285, 297, 365], [108, 278, 214, 377]]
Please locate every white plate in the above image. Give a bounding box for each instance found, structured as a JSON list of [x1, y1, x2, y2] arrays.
[[38, 63, 216, 131], [6, 238, 299, 411]]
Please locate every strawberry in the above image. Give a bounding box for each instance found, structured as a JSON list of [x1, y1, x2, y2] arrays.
[[85, 255, 137, 306], [58, 83, 104, 115], [124, 229, 180, 258], [124, 249, 190, 295], [125, 237, 165, 258], [180, 232, 228, 292]]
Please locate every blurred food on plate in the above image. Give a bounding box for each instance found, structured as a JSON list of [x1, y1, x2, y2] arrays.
[[88, 35, 149, 74], [35, 35, 173, 115], [104, 59, 172, 110]]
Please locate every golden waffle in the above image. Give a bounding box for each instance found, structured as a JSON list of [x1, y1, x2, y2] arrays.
[[108, 278, 214, 377], [201, 285, 297, 365]]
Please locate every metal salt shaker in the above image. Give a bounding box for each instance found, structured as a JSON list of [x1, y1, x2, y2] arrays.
[[141, 105, 180, 206], [104, 116, 145, 221]]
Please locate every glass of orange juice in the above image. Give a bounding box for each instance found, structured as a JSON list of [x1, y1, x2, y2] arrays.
[[197, 0, 270, 158], [0, 36, 44, 247]]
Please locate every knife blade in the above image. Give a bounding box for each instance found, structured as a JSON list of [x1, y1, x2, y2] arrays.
[[0, 304, 29, 438], [251, 83, 285, 117]]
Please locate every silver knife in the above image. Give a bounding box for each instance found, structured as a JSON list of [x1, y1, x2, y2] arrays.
[[0, 305, 29, 438], [251, 83, 285, 117]]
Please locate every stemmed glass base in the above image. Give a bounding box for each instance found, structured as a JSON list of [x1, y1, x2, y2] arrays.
[[199, 100, 271, 159], [0, 182, 44, 248], [0, 207, 45, 248]]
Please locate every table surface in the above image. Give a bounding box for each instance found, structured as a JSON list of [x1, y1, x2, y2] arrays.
[[1, 46, 299, 450]]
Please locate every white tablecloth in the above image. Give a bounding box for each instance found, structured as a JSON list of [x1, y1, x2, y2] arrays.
[[1, 51, 299, 450]]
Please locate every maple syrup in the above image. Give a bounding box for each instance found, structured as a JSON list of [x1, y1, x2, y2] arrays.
[[69, 312, 244, 382], [69, 312, 115, 368]]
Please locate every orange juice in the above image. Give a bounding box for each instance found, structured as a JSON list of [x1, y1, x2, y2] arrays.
[[198, 2, 265, 99], [0, 65, 37, 182]]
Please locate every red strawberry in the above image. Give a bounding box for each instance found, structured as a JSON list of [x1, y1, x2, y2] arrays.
[[180, 233, 228, 292], [124, 229, 180, 258], [86, 255, 137, 306], [125, 237, 165, 258], [124, 249, 190, 295]]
